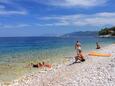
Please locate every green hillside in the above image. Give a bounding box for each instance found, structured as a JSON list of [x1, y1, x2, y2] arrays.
[[99, 26, 115, 36]]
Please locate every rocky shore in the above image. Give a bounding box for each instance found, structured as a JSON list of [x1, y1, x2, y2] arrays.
[[1, 44, 115, 86]]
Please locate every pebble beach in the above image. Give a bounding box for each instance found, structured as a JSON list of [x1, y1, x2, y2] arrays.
[[1, 44, 115, 86]]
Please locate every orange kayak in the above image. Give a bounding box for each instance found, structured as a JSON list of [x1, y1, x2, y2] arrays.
[[88, 52, 111, 57]]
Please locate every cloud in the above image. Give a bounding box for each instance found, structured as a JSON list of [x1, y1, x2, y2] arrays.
[[0, 5, 5, 9], [1, 24, 31, 29], [0, 0, 11, 4], [1, 12, 115, 28], [0, 0, 28, 16], [0, 10, 27, 15], [37, 0, 108, 7], [95, 12, 115, 17], [36, 20, 69, 26], [37, 12, 115, 26]]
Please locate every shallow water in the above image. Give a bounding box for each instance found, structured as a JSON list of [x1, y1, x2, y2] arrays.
[[0, 36, 114, 82]]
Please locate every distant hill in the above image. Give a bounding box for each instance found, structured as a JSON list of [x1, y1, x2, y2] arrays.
[[62, 31, 98, 37], [98, 26, 115, 37]]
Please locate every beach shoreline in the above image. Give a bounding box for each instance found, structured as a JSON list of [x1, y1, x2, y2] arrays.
[[1, 44, 115, 86]]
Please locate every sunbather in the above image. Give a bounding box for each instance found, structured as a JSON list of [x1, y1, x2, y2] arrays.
[[74, 50, 85, 62], [31, 61, 51, 68]]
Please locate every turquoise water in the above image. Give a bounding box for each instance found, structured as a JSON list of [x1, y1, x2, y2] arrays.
[[0, 36, 114, 82]]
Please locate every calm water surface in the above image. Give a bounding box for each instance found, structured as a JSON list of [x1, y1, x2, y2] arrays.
[[0, 36, 114, 82]]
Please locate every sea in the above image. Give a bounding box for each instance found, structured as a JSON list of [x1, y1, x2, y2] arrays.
[[0, 36, 114, 82]]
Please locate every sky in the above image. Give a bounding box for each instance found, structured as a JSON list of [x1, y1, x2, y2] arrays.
[[0, 0, 115, 37]]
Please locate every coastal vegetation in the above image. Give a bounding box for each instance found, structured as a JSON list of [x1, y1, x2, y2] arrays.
[[98, 26, 115, 37]]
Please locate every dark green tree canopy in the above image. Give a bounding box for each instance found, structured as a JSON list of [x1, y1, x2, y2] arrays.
[[99, 26, 115, 36]]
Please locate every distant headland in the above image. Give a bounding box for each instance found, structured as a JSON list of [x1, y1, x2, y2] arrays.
[[61, 27, 115, 38], [62, 31, 98, 37], [98, 26, 115, 37]]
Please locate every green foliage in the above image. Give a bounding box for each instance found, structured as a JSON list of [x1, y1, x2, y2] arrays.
[[98, 26, 115, 36], [98, 28, 109, 35], [111, 32, 115, 36], [110, 26, 115, 31]]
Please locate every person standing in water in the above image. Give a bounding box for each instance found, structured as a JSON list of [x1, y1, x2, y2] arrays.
[[96, 42, 101, 49], [75, 41, 85, 62], [75, 41, 81, 55]]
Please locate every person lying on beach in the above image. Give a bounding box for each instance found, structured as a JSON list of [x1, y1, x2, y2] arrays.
[[31, 62, 43, 68], [96, 42, 101, 49], [31, 62, 52, 68], [74, 50, 85, 62]]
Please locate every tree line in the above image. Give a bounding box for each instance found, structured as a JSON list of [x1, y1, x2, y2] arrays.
[[98, 26, 115, 36]]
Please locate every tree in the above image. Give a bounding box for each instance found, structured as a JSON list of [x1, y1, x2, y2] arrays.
[[98, 26, 115, 36], [98, 28, 109, 35]]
